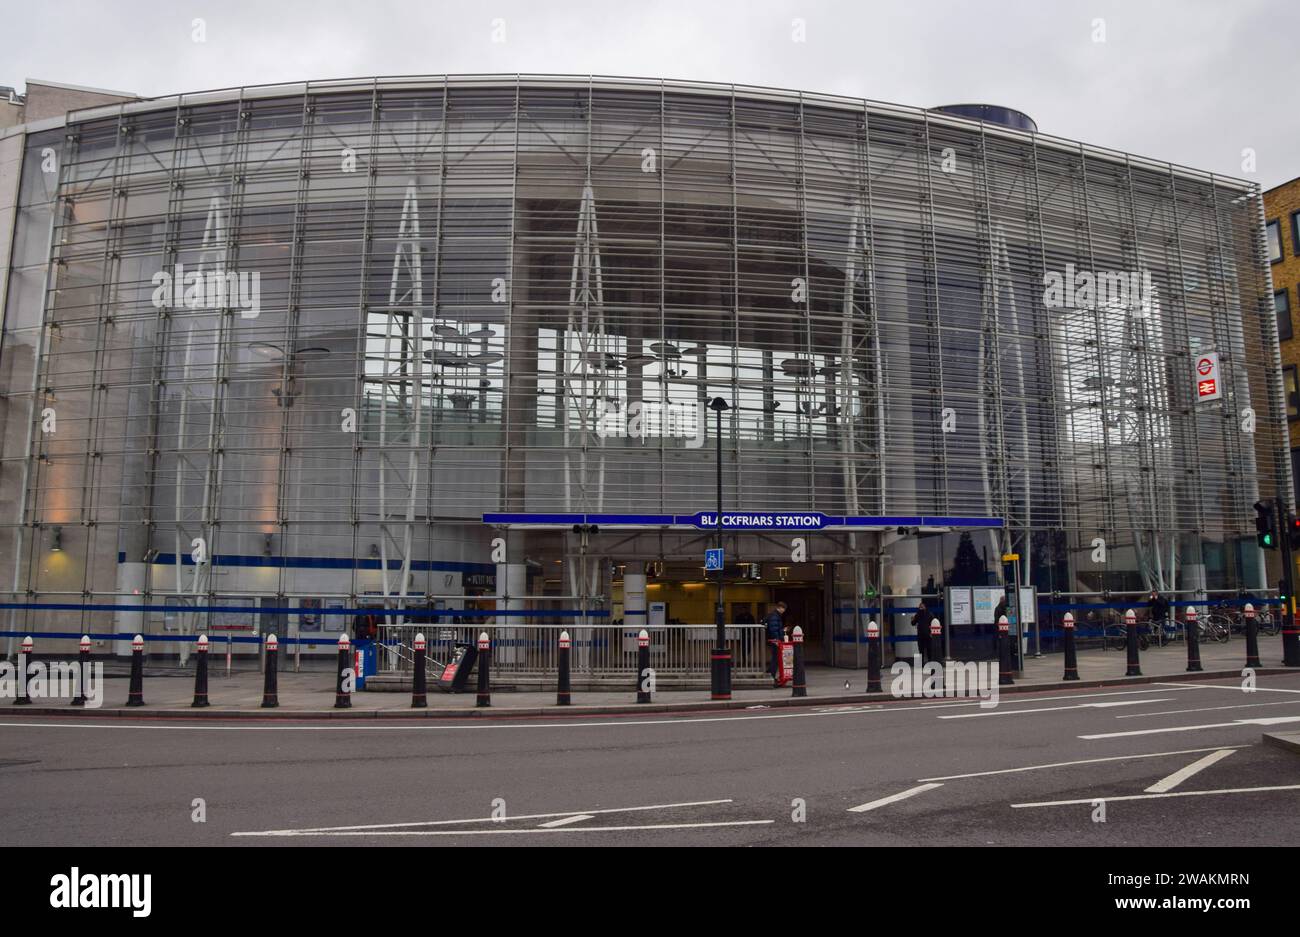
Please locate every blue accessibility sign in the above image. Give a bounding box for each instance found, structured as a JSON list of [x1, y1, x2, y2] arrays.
[[705, 548, 725, 571]]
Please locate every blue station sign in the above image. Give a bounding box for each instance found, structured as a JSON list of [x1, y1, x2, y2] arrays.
[[692, 511, 829, 531], [483, 512, 1003, 530]]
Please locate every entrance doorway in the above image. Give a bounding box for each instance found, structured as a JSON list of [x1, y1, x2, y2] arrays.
[[773, 585, 825, 663]]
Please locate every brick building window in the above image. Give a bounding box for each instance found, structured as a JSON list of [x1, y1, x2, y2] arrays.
[[1286, 365, 1300, 421], [1278, 289, 1293, 341], [1268, 220, 1282, 263]]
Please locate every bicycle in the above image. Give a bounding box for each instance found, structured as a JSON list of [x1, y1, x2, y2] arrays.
[[1198, 616, 1230, 644], [1257, 608, 1281, 637], [1149, 617, 1180, 646], [1103, 620, 1150, 652]]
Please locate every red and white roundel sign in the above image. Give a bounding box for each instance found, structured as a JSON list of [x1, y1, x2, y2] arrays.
[[1194, 352, 1221, 402]]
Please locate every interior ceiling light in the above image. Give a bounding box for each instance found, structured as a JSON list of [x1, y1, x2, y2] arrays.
[[649, 342, 681, 358]]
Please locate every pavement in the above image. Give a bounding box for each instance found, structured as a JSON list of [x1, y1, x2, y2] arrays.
[[2, 635, 1292, 718]]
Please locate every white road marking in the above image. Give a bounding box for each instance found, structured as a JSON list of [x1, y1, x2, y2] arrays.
[[1144, 749, 1235, 793], [1081, 715, 1300, 739], [1011, 783, 1300, 809], [939, 699, 1173, 719], [537, 814, 594, 828], [916, 745, 1251, 782], [1155, 682, 1300, 694], [1116, 700, 1300, 719], [848, 782, 944, 813], [234, 798, 734, 835], [236, 820, 776, 837]]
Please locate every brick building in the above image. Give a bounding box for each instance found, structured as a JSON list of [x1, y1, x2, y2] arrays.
[[1265, 176, 1300, 507]]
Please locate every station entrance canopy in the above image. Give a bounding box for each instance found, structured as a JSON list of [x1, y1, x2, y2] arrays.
[[482, 512, 1004, 532]]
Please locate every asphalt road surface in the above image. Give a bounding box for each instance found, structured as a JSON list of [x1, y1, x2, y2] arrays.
[[2, 673, 1299, 846]]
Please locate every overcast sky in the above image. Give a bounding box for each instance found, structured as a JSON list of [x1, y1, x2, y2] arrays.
[[3, 0, 1296, 189]]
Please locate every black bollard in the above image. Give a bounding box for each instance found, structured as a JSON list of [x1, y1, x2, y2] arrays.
[[1184, 607, 1203, 672], [998, 615, 1015, 686], [557, 630, 571, 706], [929, 618, 943, 664], [1062, 613, 1079, 680], [791, 625, 807, 698], [411, 632, 428, 708], [1244, 603, 1261, 670], [929, 619, 944, 692], [710, 648, 732, 701], [261, 633, 279, 708], [14, 636, 32, 705], [1124, 608, 1142, 677], [72, 635, 91, 706], [126, 634, 145, 706], [334, 633, 352, 709], [476, 632, 491, 708], [636, 629, 651, 703], [866, 621, 882, 693], [192, 634, 210, 707]]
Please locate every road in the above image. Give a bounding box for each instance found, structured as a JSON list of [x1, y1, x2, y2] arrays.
[[2, 673, 1299, 846]]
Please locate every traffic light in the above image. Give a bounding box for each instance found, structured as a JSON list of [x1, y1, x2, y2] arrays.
[[1288, 513, 1300, 550], [1255, 500, 1278, 549]]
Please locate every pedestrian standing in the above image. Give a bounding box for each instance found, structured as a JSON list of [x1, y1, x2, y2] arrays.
[[764, 601, 787, 686], [912, 599, 932, 663]]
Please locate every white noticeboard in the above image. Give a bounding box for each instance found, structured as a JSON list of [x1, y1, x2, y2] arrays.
[[1193, 351, 1222, 403], [1019, 586, 1037, 624], [972, 588, 999, 625], [947, 588, 973, 626]]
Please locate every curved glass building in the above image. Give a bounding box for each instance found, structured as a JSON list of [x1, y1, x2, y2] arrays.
[[0, 75, 1288, 667]]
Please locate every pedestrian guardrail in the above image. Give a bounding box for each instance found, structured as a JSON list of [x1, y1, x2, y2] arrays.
[[376, 623, 769, 681]]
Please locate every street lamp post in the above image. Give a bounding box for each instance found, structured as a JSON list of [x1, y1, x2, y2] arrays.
[[709, 397, 731, 700]]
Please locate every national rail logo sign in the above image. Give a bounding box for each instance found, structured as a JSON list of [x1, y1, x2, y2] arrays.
[[1194, 351, 1222, 402]]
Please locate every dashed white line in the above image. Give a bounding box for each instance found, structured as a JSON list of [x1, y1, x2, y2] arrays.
[[1081, 715, 1300, 739], [233, 798, 733, 835], [1116, 700, 1300, 719], [236, 821, 776, 837], [848, 783, 943, 813], [1155, 682, 1300, 694], [1144, 749, 1235, 793], [537, 815, 594, 828], [1011, 783, 1300, 809], [916, 745, 1250, 782], [939, 699, 1174, 719]]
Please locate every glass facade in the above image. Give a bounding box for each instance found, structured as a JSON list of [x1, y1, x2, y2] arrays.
[[0, 76, 1289, 661]]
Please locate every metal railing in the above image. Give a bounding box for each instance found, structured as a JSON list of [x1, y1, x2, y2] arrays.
[[376, 623, 769, 680]]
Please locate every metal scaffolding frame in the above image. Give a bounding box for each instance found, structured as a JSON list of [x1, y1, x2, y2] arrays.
[[0, 75, 1288, 648]]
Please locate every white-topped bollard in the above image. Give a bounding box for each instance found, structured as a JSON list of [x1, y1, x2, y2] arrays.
[[334, 633, 352, 709], [261, 633, 279, 708], [126, 634, 146, 706]]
